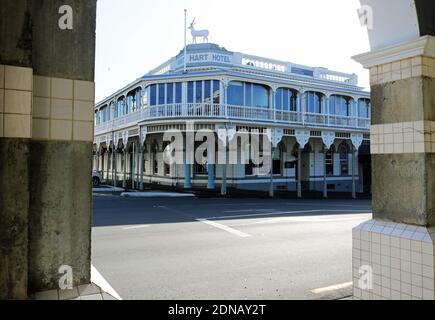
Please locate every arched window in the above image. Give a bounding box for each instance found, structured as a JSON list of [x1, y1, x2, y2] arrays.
[[275, 88, 298, 111], [305, 91, 322, 113], [358, 98, 371, 118], [329, 95, 351, 116], [227, 81, 270, 108], [338, 142, 349, 175]]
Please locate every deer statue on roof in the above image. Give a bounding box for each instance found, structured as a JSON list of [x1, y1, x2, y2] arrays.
[[188, 18, 209, 44]]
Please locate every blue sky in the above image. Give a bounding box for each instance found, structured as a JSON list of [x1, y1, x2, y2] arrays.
[[95, 0, 370, 102]]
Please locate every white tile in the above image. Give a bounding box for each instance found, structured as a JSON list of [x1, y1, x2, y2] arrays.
[[59, 287, 79, 300], [422, 242, 433, 255], [391, 268, 401, 281], [4, 65, 32, 91], [34, 289, 59, 300], [411, 262, 422, 276], [422, 254, 434, 267], [411, 285, 423, 299], [401, 271, 412, 284], [411, 273, 423, 286], [411, 240, 422, 252], [78, 284, 101, 296], [422, 265, 434, 279], [400, 238, 411, 250], [423, 289, 435, 300]]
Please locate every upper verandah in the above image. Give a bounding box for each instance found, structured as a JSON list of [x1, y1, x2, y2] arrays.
[[147, 43, 359, 85], [96, 43, 369, 107]]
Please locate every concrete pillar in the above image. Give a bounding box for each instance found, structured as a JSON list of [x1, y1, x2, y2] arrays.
[[353, 36, 435, 300], [0, 0, 35, 299], [207, 164, 215, 189]]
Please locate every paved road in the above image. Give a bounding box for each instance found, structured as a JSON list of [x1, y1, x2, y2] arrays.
[[91, 195, 371, 300]]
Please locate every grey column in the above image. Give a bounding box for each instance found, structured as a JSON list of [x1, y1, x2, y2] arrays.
[[27, 0, 97, 293], [122, 147, 127, 189], [353, 36, 435, 300]]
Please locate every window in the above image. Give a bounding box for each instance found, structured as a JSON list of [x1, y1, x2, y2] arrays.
[[158, 83, 165, 105], [150, 84, 157, 106], [245, 83, 252, 106], [187, 81, 194, 103], [195, 81, 203, 103], [275, 88, 282, 110], [204, 80, 211, 104], [358, 99, 371, 118], [305, 92, 321, 113], [326, 150, 333, 176], [330, 95, 350, 116], [253, 84, 269, 108], [166, 83, 174, 104], [175, 83, 182, 103], [283, 89, 289, 111], [213, 80, 220, 104], [338, 143, 349, 175], [228, 81, 244, 106], [141, 89, 148, 108]]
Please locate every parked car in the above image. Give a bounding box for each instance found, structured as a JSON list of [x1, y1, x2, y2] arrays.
[[92, 170, 102, 187]]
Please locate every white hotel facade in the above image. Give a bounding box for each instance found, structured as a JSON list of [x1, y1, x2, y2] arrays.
[[93, 43, 371, 197]]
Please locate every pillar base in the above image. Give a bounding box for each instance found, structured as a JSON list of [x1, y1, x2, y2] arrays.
[[353, 220, 435, 300]]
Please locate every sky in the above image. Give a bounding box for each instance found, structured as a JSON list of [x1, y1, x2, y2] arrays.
[[95, 0, 370, 103]]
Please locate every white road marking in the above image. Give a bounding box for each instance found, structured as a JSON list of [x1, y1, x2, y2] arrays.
[[196, 219, 251, 238], [223, 209, 277, 213], [91, 265, 122, 300], [230, 214, 371, 227], [202, 210, 370, 221], [311, 281, 353, 294], [122, 225, 150, 230]]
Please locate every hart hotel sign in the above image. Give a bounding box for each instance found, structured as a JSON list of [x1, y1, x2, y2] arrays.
[[175, 52, 233, 67]]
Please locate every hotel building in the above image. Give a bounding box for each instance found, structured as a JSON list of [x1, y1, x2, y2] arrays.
[[93, 43, 371, 197]]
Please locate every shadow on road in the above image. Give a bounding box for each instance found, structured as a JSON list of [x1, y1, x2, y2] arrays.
[[92, 196, 372, 228]]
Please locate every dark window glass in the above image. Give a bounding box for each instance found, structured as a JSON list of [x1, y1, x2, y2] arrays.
[[283, 89, 289, 111], [175, 83, 182, 103], [253, 84, 269, 108], [228, 81, 244, 106], [187, 81, 194, 103], [326, 150, 333, 176], [158, 83, 165, 105], [166, 83, 174, 104], [245, 83, 252, 106], [195, 81, 203, 103], [150, 85, 157, 106], [275, 88, 282, 110]]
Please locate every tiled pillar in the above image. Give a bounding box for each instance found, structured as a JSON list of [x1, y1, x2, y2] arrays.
[[352, 36, 435, 300]]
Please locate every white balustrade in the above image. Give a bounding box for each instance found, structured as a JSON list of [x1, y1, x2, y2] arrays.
[[95, 103, 370, 135]]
